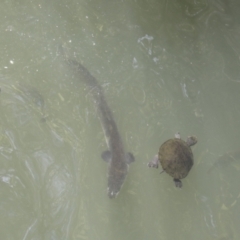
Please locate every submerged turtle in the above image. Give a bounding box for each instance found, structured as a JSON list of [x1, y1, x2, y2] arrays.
[[148, 133, 197, 188]]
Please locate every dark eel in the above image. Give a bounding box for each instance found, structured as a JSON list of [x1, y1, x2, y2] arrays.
[[65, 58, 135, 198]]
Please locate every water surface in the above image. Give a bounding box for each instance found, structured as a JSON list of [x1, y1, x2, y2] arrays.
[[0, 0, 240, 239]]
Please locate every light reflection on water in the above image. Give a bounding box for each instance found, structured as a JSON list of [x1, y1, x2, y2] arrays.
[[0, 0, 240, 239]]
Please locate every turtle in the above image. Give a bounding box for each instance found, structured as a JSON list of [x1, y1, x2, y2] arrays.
[[148, 132, 197, 188]]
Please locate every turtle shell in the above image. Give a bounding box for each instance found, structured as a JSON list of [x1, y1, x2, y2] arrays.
[[159, 138, 194, 180]]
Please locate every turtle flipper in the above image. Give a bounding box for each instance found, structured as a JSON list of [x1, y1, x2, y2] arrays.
[[174, 178, 182, 188], [148, 155, 159, 168]]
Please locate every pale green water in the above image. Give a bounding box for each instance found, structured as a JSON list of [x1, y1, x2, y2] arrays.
[[0, 0, 240, 239]]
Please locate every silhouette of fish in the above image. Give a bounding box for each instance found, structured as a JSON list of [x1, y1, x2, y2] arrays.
[[65, 57, 135, 198], [208, 151, 240, 173]]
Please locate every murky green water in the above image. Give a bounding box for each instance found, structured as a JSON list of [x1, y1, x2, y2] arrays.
[[0, 0, 240, 239]]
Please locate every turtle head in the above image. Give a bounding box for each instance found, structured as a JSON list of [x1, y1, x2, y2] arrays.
[[186, 136, 197, 147]]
